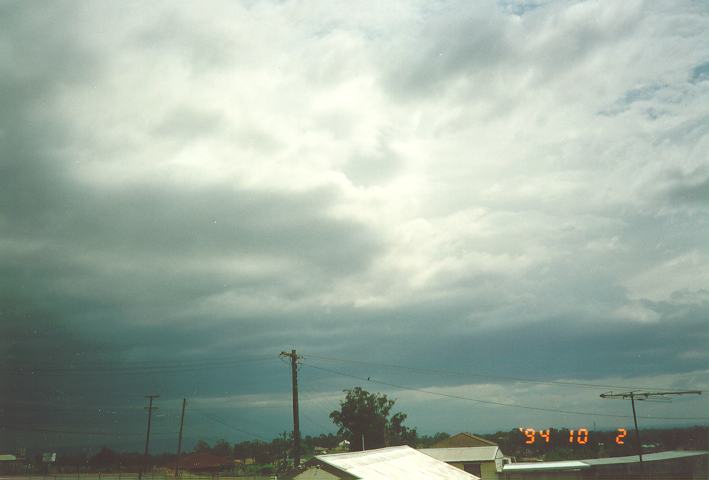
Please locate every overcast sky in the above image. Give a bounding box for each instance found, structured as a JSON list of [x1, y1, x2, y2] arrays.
[[1, 0, 708, 454]]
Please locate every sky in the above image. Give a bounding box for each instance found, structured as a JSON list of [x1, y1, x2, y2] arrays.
[[1, 0, 708, 454]]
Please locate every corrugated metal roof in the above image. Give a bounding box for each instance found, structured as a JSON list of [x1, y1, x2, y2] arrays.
[[419, 446, 501, 462], [503, 461, 589, 472], [503, 451, 709, 472], [313, 445, 480, 480], [432, 432, 498, 448], [582, 450, 708, 466]]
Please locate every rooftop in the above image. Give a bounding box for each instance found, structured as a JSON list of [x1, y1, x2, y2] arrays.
[[419, 446, 502, 462], [503, 451, 709, 472], [310, 445, 480, 480]]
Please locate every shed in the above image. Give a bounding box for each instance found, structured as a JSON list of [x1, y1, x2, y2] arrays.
[[421, 446, 511, 479], [294, 445, 480, 480]]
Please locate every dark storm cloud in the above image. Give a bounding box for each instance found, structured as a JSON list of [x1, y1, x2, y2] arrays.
[[1, 0, 708, 453], [0, 2, 383, 446], [294, 287, 709, 381]]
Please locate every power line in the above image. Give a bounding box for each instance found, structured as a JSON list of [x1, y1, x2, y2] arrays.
[[300, 410, 332, 433], [302, 363, 709, 421], [192, 409, 269, 442], [2, 352, 275, 370], [304, 354, 706, 393], [0, 356, 277, 376], [0, 424, 143, 437], [297, 387, 336, 432]]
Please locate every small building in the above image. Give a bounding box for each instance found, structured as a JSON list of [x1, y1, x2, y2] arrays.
[[433, 432, 498, 448], [420, 446, 511, 479], [502, 450, 708, 480], [294, 445, 480, 480]]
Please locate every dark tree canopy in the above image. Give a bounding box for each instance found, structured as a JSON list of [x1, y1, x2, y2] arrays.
[[211, 439, 232, 457], [329, 387, 417, 450]]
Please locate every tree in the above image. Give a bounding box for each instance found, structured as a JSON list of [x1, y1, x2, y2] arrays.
[[330, 387, 414, 450], [212, 439, 232, 457], [387, 411, 418, 447], [194, 440, 210, 453]]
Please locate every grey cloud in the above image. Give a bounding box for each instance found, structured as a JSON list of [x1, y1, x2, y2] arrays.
[[379, 1, 643, 100], [0, 2, 384, 439], [662, 167, 709, 206], [130, 8, 238, 72], [653, 166, 709, 210], [153, 106, 226, 139], [599, 83, 666, 116], [690, 61, 709, 82], [498, 0, 547, 17], [343, 133, 401, 186], [381, 3, 516, 98]]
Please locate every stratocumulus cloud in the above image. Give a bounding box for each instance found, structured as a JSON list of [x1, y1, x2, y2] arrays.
[[1, 0, 707, 450]]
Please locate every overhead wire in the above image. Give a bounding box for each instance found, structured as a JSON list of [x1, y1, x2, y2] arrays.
[[0, 424, 145, 437], [296, 386, 336, 432], [0, 355, 278, 376], [191, 409, 269, 442], [303, 354, 706, 393], [301, 363, 709, 422]]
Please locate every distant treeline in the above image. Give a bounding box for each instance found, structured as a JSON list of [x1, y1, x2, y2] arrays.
[[42, 431, 451, 472], [27, 426, 708, 470]]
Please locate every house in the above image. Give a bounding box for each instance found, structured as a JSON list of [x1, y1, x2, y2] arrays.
[[433, 432, 498, 448], [293, 445, 480, 480], [420, 432, 511, 479], [502, 450, 708, 480], [420, 446, 511, 479]]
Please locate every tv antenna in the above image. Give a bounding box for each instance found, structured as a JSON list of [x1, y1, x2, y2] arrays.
[[600, 390, 701, 474]]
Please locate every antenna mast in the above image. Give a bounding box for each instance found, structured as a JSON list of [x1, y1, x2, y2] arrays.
[[600, 390, 701, 476]]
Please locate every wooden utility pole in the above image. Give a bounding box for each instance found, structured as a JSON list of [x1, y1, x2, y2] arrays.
[[600, 390, 701, 477], [175, 398, 187, 478], [280, 350, 302, 468], [139, 394, 159, 480]]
